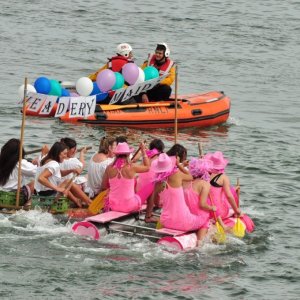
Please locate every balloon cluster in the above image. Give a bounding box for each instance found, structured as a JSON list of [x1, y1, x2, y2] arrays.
[[18, 64, 159, 103]]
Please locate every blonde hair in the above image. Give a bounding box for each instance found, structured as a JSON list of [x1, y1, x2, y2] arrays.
[[98, 137, 116, 154]]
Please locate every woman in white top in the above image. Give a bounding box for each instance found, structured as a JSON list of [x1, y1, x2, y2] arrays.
[[60, 137, 87, 186], [35, 142, 92, 208], [86, 137, 116, 198], [0, 138, 38, 205]]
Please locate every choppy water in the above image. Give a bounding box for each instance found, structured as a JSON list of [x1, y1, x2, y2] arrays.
[[1, 0, 300, 299]]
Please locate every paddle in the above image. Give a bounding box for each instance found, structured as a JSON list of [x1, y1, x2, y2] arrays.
[[209, 194, 226, 244], [88, 145, 142, 215], [26, 146, 92, 156], [174, 65, 178, 144], [98, 102, 174, 112], [53, 173, 77, 203], [232, 178, 245, 238], [16, 77, 28, 208]]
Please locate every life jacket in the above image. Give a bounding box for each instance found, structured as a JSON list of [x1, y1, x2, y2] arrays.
[[108, 56, 132, 72], [147, 54, 174, 76]]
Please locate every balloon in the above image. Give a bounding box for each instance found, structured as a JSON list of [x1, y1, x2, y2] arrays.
[[96, 92, 109, 103], [70, 92, 79, 97], [122, 63, 139, 85], [96, 69, 116, 92], [135, 67, 145, 84], [49, 79, 62, 96], [34, 76, 51, 94], [144, 66, 159, 81], [18, 84, 36, 100], [112, 72, 125, 90], [90, 82, 100, 95], [76, 77, 93, 96], [61, 88, 70, 97]]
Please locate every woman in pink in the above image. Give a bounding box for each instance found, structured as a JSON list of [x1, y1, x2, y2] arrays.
[[136, 139, 165, 214], [151, 153, 210, 245], [101, 142, 150, 213], [183, 157, 217, 242], [204, 151, 241, 220]]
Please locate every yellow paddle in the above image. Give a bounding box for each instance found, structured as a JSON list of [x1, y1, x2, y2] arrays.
[[209, 194, 226, 244], [232, 178, 246, 238]]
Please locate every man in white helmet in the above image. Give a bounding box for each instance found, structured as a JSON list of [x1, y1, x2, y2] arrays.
[[138, 43, 175, 103], [88, 43, 133, 82]]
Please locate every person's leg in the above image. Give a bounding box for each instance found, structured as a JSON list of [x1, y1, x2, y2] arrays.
[[147, 84, 172, 101], [70, 184, 92, 206], [196, 228, 208, 247]]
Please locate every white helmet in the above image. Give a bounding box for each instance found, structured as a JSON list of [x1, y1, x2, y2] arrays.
[[156, 42, 170, 57], [116, 43, 133, 57]]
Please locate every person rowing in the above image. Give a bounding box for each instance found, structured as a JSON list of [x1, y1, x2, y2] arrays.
[[101, 141, 150, 213]]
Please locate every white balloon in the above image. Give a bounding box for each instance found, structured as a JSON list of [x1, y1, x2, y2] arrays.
[[76, 77, 93, 97], [18, 84, 36, 100], [135, 67, 145, 84]]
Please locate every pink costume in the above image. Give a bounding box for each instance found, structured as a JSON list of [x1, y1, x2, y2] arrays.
[[108, 168, 141, 213], [183, 182, 210, 229], [136, 160, 156, 205], [209, 173, 239, 219], [160, 181, 208, 231]]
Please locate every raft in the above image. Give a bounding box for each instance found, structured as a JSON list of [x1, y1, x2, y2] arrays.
[[25, 91, 230, 129]]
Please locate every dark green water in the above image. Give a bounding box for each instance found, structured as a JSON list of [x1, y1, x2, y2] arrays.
[[0, 0, 299, 299]]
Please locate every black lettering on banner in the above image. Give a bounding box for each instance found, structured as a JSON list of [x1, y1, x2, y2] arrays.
[[56, 103, 65, 115], [70, 102, 78, 115], [78, 102, 86, 116], [40, 101, 52, 113], [29, 98, 41, 110], [86, 99, 95, 115]]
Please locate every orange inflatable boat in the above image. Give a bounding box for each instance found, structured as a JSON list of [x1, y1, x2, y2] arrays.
[[59, 91, 230, 129]]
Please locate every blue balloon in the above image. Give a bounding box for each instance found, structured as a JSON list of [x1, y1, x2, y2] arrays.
[[90, 82, 101, 95], [61, 88, 70, 97], [96, 92, 109, 103], [34, 76, 51, 94], [144, 66, 159, 81]]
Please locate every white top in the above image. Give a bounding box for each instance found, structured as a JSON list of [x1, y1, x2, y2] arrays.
[[86, 154, 113, 197], [60, 157, 83, 180], [0, 159, 37, 191], [34, 160, 61, 192]]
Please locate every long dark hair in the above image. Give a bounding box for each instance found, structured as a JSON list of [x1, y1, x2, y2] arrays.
[[166, 144, 187, 163], [41, 142, 68, 166], [60, 137, 77, 149], [0, 138, 25, 186], [149, 138, 165, 152]]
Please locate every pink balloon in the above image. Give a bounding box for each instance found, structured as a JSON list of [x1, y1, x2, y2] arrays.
[[96, 69, 116, 92], [122, 63, 139, 85]]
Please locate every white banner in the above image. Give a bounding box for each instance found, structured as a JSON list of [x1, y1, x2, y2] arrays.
[[55, 97, 71, 117], [26, 92, 49, 112], [69, 96, 96, 118], [38, 95, 58, 115], [109, 74, 169, 104]]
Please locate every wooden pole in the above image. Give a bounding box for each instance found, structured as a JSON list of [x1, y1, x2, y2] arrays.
[[174, 65, 178, 144], [16, 77, 28, 207]]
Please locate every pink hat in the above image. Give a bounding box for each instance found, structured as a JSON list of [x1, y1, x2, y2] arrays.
[[189, 157, 213, 180], [204, 151, 228, 171], [152, 153, 176, 173], [113, 142, 134, 155]]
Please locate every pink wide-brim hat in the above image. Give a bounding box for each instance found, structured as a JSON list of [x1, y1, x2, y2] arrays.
[[152, 153, 176, 173], [113, 142, 134, 155], [204, 151, 228, 171], [189, 157, 213, 178]]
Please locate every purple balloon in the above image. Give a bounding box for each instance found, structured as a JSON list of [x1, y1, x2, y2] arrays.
[[96, 69, 116, 92], [122, 63, 139, 85], [70, 92, 79, 97]]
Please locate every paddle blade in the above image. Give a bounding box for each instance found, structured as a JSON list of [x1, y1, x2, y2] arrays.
[[156, 219, 163, 229], [232, 217, 246, 238], [88, 190, 108, 214], [214, 221, 226, 244]]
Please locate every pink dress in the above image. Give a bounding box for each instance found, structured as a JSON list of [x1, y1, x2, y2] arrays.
[[160, 182, 208, 231], [136, 160, 156, 205], [108, 168, 141, 213], [183, 182, 210, 229], [209, 174, 239, 219]]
